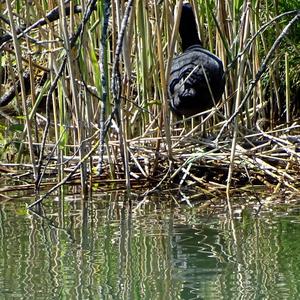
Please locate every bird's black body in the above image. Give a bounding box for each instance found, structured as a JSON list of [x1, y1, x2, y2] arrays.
[[168, 3, 225, 116]]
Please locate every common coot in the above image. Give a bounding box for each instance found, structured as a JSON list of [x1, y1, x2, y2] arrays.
[[168, 3, 225, 117]]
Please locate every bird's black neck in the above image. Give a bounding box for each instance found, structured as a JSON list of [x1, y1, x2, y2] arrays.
[[179, 3, 202, 51]]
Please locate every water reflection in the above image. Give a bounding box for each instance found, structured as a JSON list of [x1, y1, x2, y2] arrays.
[[0, 193, 300, 299]]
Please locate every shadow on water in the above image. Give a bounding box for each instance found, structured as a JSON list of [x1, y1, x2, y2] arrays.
[[1, 191, 300, 299]]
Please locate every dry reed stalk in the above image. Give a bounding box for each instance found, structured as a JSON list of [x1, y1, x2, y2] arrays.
[[5, 0, 37, 180], [226, 2, 251, 199]]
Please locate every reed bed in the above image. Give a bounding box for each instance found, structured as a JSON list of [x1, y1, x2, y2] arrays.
[[1, 0, 300, 203]]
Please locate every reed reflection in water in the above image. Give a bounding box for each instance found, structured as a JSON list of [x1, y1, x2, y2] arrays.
[[0, 192, 300, 299]]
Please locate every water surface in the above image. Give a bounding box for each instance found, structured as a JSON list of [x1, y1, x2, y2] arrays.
[[1, 191, 300, 299]]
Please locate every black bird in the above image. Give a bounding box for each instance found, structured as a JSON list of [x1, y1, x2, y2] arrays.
[[168, 3, 225, 117]]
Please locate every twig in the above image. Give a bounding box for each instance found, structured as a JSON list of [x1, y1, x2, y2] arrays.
[[28, 132, 100, 209], [0, 72, 31, 107], [35, 58, 67, 191], [98, 0, 111, 174], [111, 0, 135, 191], [216, 12, 300, 142], [0, 2, 88, 48]]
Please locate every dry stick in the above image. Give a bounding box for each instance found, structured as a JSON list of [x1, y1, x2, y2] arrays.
[[0, 72, 30, 107], [28, 133, 100, 209], [256, 121, 300, 160], [74, 0, 101, 183], [69, 0, 97, 48], [227, 10, 300, 70], [0, 46, 49, 108], [216, 12, 300, 143], [36, 58, 67, 190], [98, 0, 111, 175], [6, 0, 37, 180], [59, 0, 87, 192], [0, 2, 87, 48], [172, 108, 217, 148], [137, 166, 173, 202], [62, 0, 98, 104], [36, 0, 97, 191], [285, 52, 291, 124], [111, 0, 134, 191], [226, 2, 251, 202], [163, 0, 184, 158], [38, 128, 68, 181]]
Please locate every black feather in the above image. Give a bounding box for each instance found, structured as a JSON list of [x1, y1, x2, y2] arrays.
[[168, 3, 225, 116]]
